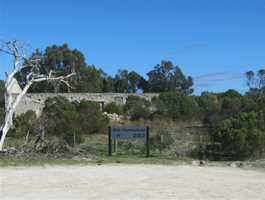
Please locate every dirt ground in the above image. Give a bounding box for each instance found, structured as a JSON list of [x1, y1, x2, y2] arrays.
[[1, 164, 265, 200]]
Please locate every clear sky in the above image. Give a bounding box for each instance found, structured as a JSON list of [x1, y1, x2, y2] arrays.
[[1, 0, 265, 94]]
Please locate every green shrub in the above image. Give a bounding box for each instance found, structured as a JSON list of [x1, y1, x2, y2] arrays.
[[196, 92, 220, 115], [212, 111, 265, 160], [76, 100, 110, 134], [124, 96, 150, 120], [42, 96, 109, 146], [13, 110, 37, 138], [103, 102, 123, 115], [153, 92, 199, 120]]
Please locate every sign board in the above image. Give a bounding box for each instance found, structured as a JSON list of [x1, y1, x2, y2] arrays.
[[108, 125, 150, 157], [111, 125, 146, 140]]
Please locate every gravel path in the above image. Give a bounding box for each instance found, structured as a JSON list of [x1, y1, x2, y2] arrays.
[[1, 164, 265, 200]]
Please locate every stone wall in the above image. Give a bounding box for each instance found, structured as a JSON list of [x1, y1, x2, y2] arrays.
[[14, 93, 159, 116]]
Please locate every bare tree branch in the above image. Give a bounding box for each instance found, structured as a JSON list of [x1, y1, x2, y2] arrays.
[[0, 40, 76, 150]]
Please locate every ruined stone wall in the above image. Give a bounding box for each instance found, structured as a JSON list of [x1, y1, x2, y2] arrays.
[[15, 93, 159, 116]]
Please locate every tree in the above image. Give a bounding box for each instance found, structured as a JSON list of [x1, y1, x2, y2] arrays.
[[113, 69, 129, 93], [0, 40, 75, 150], [245, 69, 265, 90], [114, 70, 144, 93], [146, 60, 193, 94], [73, 65, 104, 92], [246, 70, 255, 89], [26, 44, 111, 93], [128, 71, 142, 93], [258, 69, 265, 89], [23, 44, 83, 93]]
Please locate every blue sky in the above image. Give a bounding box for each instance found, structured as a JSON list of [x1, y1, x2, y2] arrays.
[[1, 0, 265, 94]]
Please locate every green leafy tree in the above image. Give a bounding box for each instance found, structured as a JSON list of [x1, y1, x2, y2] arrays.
[[73, 65, 104, 92], [114, 70, 144, 93], [146, 60, 193, 94], [128, 71, 142, 93], [24, 44, 109, 93], [114, 69, 130, 93]]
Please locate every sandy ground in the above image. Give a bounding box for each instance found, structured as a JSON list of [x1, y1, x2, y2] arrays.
[[1, 164, 265, 200]]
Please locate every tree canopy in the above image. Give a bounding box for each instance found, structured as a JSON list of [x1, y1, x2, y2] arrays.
[[17, 44, 194, 94], [146, 60, 193, 94]]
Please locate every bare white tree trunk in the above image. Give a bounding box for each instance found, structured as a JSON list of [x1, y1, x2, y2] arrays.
[[0, 40, 75, 151]]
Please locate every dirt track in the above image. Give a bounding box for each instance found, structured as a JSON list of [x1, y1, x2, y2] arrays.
[[1, 164, 265, 200]]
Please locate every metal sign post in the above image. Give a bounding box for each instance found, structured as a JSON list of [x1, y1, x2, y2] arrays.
[[108, 126, 112, 156], [146, 126, 150, 157], [108, 125, 150, 157]]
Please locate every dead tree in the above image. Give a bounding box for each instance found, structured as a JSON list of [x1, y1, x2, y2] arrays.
[[0, 40, 75, 151]]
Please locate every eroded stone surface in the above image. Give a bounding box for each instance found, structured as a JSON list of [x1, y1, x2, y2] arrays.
[[14, 93, 159, 116]]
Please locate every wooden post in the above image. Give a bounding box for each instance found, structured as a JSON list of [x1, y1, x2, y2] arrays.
[[113, 139, 116, 153], [108, 126, 112, 156], [73, 132, 76, 147], [115, 139, 118, 153], [146, 126, 150, 157]]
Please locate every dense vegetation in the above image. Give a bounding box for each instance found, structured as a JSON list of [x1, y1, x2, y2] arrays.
[[2, 43, 265, 161], [16, 44, 193, 94]]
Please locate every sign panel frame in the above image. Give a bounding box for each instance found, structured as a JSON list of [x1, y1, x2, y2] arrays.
[[108, 125, 150, 157], [111, 125, 147, 140]]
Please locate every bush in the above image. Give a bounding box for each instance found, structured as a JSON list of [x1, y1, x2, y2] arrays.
[[76, 100, 110, 134], [211, 111, 265, 160], [153, 92, 199, 120], [12, 110, 37, 138], [124, 96, 150, 120], [196, 92, 220, 116], [42, 96, 109, 146], [103, 102, 123, 115]]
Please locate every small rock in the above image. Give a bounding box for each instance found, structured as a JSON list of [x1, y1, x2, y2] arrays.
[[230, 162, 237, 168], [199, 160, 206, 166], [238, 162, 244, 168], [191, 160, 200, 166]]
